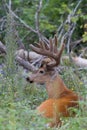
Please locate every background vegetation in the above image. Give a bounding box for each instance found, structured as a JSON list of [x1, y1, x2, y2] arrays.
[[0, 0, 87, 129]]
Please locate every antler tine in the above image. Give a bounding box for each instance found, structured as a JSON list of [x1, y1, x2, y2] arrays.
[[42, 38, 49, 50], [40, 40, 46, 50], [53, 35, 58, 53], [34, 42, 41, 48], [49, 38, 54, 52], [30, 41, 52, 57], [47, 43, 65, 67]]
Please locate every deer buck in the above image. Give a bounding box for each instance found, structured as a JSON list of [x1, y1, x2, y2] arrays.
[[26, 36, 80, 127]]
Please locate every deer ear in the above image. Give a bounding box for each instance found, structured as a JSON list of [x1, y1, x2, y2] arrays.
[[40, 58, 54, 70], [40, 62, 48, 71], [41, 58, 51, 66]]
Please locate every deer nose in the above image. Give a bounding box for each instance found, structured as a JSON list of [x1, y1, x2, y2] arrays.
[[26, 77, 33, 83]]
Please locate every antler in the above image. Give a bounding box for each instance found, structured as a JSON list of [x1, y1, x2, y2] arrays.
[[30, 35, 65, 68]]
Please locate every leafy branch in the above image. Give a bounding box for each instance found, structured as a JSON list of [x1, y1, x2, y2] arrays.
[[57, 0, 83, 54]]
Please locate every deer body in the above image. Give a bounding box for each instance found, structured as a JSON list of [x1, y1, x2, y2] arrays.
[[26, 36, 79, 127], [37, 74, 78, 116], [27, 67, 79, 127], [37, 95, 78, 119]]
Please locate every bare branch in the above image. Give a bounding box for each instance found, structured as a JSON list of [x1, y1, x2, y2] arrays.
[[6, 2, 49, 44], [14, 30, 25, 49], [34, 0, 49, 44], [35, 0, 42, 38], [16, 56, 37, 72], [6, 4, 37, 33], [73, 0, 83, 15], [66, 23, 76, 54], [0, 16, 6, 31], [9, 0, 12, 10], [71, 38, 83, 49], [66, 0, 83, 54], [57, 0, 83, 53], [79, 47, 87, 57], [0, 41, 6, 54]]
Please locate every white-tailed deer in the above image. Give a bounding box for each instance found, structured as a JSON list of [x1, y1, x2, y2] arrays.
[[26, 36, 79, 127]]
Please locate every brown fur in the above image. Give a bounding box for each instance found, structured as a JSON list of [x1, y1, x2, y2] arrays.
[[27, 67, 79, 127], [26, 36, 80, 127]]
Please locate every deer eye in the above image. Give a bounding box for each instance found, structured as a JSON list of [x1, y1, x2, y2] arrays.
[[39, 70, 45, 74]]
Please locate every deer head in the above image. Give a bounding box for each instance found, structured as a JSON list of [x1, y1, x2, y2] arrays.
[[26, 35, 64, 82], [26, 36, 67, 98]]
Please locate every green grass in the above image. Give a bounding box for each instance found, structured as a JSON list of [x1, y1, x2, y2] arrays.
[[0, 67, 87, 130]]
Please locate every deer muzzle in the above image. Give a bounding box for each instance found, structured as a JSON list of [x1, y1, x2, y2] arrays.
[[26, 77, 34, 83]]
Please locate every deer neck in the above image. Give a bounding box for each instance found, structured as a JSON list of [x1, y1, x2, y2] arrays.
[[45, 72, 70, 99]]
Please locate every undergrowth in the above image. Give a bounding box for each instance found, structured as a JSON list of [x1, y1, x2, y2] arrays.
[[0, 66, 87, 130]]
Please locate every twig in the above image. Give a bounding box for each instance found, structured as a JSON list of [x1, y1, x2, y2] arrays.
[[58, 0, 83, 54], [34, 0, 49, 43], [6, 4, 37, 33], [67, 23, 76, 54], [73, 0, 83, 15], [71, 38, 83, 49], [9, 0, 11, 10], [0, 41, 6, 54], [35, 0, 42, 38], [6, 2, 49, 44], [0, 18, 6, 31], [80, 47, 87, 57]]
